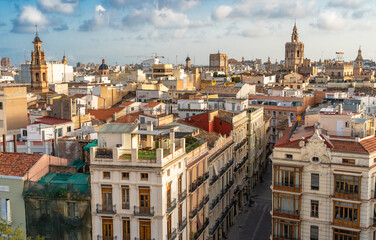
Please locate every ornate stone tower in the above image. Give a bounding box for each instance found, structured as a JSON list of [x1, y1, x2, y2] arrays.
[[354, 47, 364, 76], [185, 55, 191, 71], [30, 32, 48, 92], [62, 55, 68, 65], [285, 23, 304, 72]]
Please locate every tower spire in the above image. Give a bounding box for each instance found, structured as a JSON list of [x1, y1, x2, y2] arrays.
[[291, 22, 298, 43], [35, 24, 38, 37]]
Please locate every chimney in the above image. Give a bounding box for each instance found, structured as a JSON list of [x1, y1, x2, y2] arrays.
[[13, 134, 17, 153], [2, 134, 6, 153]]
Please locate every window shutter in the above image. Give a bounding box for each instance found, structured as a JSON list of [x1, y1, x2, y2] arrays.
[[0, 199, 7, 220]]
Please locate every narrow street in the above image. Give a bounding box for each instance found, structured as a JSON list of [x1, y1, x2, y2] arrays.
[[226, 162, 272, 240]]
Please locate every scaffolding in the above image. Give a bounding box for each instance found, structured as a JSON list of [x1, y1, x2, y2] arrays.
[[23, 173, 91, 240]]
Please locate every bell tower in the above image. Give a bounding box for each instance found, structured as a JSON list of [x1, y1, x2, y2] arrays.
[[30, 28, 48, 92], [284, 23, 304, 72]]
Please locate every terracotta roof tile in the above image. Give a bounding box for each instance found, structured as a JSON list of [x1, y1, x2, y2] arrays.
[[35, 116, 72, 125], [0, 153, 42, 177], [119, 101, 136, 107], [114, 112, 140, 123], [89, 108, 123, 121], [360, 137, 376, 154], [143, 102, 161, 108]]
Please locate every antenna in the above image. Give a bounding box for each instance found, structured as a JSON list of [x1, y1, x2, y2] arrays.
[[35, 24, 38, 36]]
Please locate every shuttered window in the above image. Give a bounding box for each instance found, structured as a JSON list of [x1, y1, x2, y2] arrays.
[[311, 173, 319, 190]]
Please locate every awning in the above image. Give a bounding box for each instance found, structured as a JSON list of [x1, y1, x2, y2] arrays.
[[83, 139, 98, 151]]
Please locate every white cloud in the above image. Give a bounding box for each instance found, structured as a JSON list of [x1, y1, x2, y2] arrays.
[[313, 11, 346, 30], [11, 6, 49, 33], [212, 5, 233, 21], [174, 28, 187, 38], [241, 25, 271, 38], [79, 5, 110, 31], [328, 0, 364, 8], [151, 8, 190, 28], [38, 0, 78, 14]]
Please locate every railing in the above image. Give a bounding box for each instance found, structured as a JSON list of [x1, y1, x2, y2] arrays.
[[204, 172, 209, 181], [97, 235, 118, 240], [333, 191, 360, 200], [210, 160, 234, 186], [178, 191, 187, 202], [167, 228, 177, 240], [179, 217, 187, 232], [272, 235, 299, 240], [273, 209, 299, 219], [122, 203, 130, 210], [234, 138, 247, 151], [189, 207, 198, 219], [134, 238, 155, 240], [273, 182, 302, 192], [166, 198, 177, 213], [133, 206, 155, 217], [96, 148, 113, 159], [122, 237, 130, 240], [96, 204, 116, 214], [234, 156, 247, 172], [193, 218, 209, 240]]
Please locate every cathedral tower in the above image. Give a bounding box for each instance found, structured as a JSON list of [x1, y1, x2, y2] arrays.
[[30, 31, 48, 92], [354, 47, 364, 76], [185, 55, 191, 71], [285, 23, 304, 72]]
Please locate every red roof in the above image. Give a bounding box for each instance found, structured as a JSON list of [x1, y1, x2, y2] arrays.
[[89, 108, 123, 121], [143, 102, 161, 108], [114, 112, 140, 123], [35, 116, 72, 125], [120, 101, 136, 107], [0, 153, 42, 177]]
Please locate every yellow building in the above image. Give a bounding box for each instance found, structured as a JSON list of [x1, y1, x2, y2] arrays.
[[152, 64, 173, 79], [0, 86, 28, 135]]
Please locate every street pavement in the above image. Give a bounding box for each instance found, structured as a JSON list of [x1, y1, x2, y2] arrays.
[[226, 162, 272, 240]]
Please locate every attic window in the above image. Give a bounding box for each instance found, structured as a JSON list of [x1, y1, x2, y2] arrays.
[[343, 159, 355, 165], [286, 154, 293, 159], [311, 157, 320, 163]]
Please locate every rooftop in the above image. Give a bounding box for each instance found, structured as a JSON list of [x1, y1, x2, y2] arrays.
[[89, 107, 123, 120], [35, 116, 72, 125], [0, 153, 42, 177], [143, 102, 162, 108], [98, 123, 138, 133]]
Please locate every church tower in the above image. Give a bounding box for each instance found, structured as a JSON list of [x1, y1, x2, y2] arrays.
[[354, 47, 364, 76], [285, 23, 304, 72], [62, 54, 68, 65], [185, 55, 191, 71], [30, 31, 48, 92]]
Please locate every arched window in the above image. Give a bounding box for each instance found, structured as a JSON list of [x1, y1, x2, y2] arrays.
[[297, 51, 300, 57], [35, 73, 39, 82]]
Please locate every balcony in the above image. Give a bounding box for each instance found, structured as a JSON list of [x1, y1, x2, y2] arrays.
[[333, 191, 360, 201], [97, 235, 118, 240], [133, 206, 155, 217], [96, 204, 116, 214], [234, 138, 247, 151], [190, 175, 206, 193], [273, 182, 302, 193], [122, 203, 130, 210], [122, 237, 130, 240], [178, 191, 187, 203], [167, 228, 177, 240], [273, 209, 300, 220], [179, 217, 187, 232], [210, 160, 234, 186], [96, 148, 113, 159], [189, 208, 198, 219], [192, 218, 209, 240], [134, 238, 155, 240], [210, 195, 220, 210], [166, 198, 177, 214]]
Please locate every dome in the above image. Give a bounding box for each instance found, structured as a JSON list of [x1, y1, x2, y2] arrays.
[[99, 59, 109, 70], [33, 35, 42, 43], [186, 56, 191, 61]]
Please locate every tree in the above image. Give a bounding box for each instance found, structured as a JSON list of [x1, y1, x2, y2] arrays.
[[0, 218, 23, 240]]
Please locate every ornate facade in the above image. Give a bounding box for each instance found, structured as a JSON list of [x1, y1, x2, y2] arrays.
[[285, 24, 304, 72], [30, 33, 49, 92]]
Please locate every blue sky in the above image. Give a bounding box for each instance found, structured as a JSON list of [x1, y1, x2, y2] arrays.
[[0, 0, 375, 66]]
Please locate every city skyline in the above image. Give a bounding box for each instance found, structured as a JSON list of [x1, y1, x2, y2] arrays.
[[0, 0, 375, 66]]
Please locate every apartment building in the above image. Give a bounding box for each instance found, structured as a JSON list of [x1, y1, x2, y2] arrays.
[[90, 123, 206, 240], [271, 107, 376, 240], [247, 107, 269, 191], [249, 94, 315, 144]]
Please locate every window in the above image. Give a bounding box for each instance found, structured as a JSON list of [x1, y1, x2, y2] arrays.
[[0, 199, 11, 222], [103, 172, 111, 179], [122, 172, 129, 180], [345, 121, 350, 127], [311, 174, 319, 190], [273, 218, 300, 240], [57, 128, 63, 137], [23, 130, 27, 136], [122, 187, 130, 209], [334, 174, 360, 199], [311, 200, 319, 218], [123, 219, 130, 239], [286, 154, 293, 159], [140, 117, 145, 124], [141, 173, 148, 181], [167, 182, 172, 208], [102, 218, 113, 238], [334, 201, 360, 227], [333, 228, 359, 240], [267, 111, 271, 115], [279, 111, 282, 116], [310, 226, 318, 240], [0, 120, 3, 128], [311, 157, 320, 163], [343, 159, 355, 165], [167, 169, 170, 177], [273, 165, 302, 191], [283, 112, 287, 116], [273, 193, 300, 218], [67, 126, 71, 132], [0, 102, 3, 110], [67, 202, 78, 219]]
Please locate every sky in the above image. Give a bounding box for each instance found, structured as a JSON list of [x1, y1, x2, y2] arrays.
[[0, 0, 375, 66]]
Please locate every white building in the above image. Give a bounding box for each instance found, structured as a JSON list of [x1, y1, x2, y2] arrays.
[[90, 123, 204, 240], [16, 61, 73, 83]]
